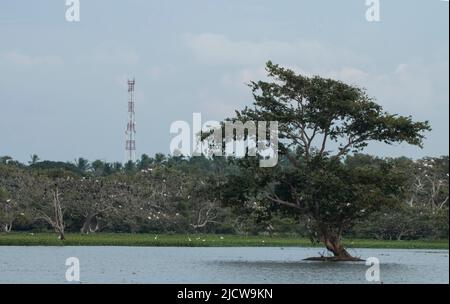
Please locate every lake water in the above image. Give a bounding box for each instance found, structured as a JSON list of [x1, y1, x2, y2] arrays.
[[0, 247, 448, 284]]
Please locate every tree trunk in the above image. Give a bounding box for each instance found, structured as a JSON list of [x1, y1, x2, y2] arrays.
[[57, 227, 65, 240], [53, 189, 65, 240], [2, 223, 13, 233], [81, 214, 97, 234], [322, 233, 355, 260], [305, 226, 364, 261], [6, 222, 12, 232]]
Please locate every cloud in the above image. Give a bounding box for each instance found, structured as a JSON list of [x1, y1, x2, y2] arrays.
[[240, 63, 447, 113], [196, 87, 241, 119], [184, 32, 448, 115], [338, 62, 449, 113], [91, 44, 139, 65], [184, 33, 367, 68], [147, 65, 177, 80], [325, 67, 370, 85], [0, 51, 64, 66], [184, 32, 448, 157], [220, 66, 268, 91], [211, 60, 448, 125]]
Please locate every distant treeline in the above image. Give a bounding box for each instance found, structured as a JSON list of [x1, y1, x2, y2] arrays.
[[0, 153, 448, 240]]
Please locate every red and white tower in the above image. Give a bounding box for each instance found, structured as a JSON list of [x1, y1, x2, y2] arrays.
[[125, 79, 136, 163]]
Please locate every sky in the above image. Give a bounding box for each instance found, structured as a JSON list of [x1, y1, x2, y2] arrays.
[[0, 0, 448, 163]]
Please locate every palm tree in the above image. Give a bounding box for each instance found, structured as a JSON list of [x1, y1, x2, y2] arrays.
[[74, 158, 90, 173], [29, 154, 40, 165], [91, 160, 105, 175], [138, 154, 153, 170]]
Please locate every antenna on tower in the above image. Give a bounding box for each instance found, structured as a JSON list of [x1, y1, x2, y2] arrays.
[[125, 78, 136, 163]]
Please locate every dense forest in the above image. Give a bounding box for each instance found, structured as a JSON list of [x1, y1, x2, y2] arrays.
[[0, 153, 448, 241]]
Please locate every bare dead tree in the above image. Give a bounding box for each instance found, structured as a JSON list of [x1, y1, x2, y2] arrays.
[[425, 175, 449, 210], [0, 199, 18, 233], [409, 175, 426, 207], [191, 202, 219, 230], [409, 159, 449, 210], [36, 188, 65, 240]]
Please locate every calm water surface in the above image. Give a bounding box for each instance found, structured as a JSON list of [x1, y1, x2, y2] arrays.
[[0, 247, 448, 284]]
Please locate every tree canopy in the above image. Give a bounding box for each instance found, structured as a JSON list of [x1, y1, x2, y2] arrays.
[[226, 62, 431, 260]]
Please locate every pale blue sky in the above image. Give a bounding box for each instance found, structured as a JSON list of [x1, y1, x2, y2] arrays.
[[0, 0, 448, 163]]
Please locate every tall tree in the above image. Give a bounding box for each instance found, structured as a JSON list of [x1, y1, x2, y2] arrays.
[[33, 187, 66, 240], [74, 157, 90, 173], [91, 160, 105, 176], [0, 187, 18, 232], [29, 154, 40, 166], [137, 154, 153, 170], [227, 62, 431, 260]]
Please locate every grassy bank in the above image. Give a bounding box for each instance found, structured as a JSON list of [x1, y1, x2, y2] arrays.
[[0, 233, 448, 249]]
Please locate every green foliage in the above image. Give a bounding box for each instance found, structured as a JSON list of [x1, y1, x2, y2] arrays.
[[137, 154, 153, 170], [224, 62, 432, 257], [74, 157, 90, 172], [240, 61, 431, 158], [29, 161, 83, 177], [353, 206, 449, 240], [0, 154, 448, 240]]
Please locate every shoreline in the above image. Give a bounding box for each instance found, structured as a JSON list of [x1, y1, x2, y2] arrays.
[[0, 233, 448, 249]]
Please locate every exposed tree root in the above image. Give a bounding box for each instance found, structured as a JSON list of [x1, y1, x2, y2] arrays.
[[303, 256, 365, 262]]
